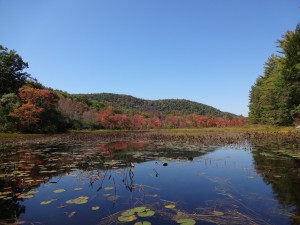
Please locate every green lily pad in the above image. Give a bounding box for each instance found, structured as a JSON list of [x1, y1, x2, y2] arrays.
[[212, 210, 224, 216], [92, 206, 100, 211], [74, 188, 83, 191], [53, 189, 66, 193], [41, 200, 52, 205], [104, 186, 114, 190], [18, 194, 34, 199], [27, 190, 39, 195], [176, 219, 196, 225], [165, 204, 176, 209], [40, 199, 58, 205], [3, 196, 12, 200], [122, 210, 135, 217], [118, 215, 137, 222], [66, 196, 89, 204], [132, 206, 148, 213], [134, 222, 151, 225], [137, 210, 155, 217]]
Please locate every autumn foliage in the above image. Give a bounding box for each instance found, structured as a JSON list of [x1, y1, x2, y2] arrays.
[[96, 107, 247, 130], [2, 85, 248, 133], [11, 86, 64, 132]]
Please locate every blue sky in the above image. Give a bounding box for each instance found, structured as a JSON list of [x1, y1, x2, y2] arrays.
[[0, 0, 299, 116]]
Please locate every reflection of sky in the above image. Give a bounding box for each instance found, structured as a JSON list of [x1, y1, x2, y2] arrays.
[[16, 146, 290, 225]]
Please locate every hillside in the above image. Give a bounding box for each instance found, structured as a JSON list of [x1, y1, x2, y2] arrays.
[[74, 93, 236, 118]]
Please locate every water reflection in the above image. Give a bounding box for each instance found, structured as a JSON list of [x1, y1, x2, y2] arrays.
[[0, 141, 299, 224], [252, 145, 300, 225]]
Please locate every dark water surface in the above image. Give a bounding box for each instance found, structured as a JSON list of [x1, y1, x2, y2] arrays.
[[0, 140, 300, 225]]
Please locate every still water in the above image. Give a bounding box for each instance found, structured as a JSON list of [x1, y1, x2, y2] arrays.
[[0, 141, 300, 225]]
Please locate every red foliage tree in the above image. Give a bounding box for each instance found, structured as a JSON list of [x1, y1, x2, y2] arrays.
[[12, 86, 59, 132]]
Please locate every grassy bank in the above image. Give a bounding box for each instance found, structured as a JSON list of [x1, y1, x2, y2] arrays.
[[157, 125, 297, 136], [0, 133, 42, 138], [0, 125, 297, 138]]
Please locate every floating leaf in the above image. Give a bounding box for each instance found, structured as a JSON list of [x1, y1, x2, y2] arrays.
[[74, 188, 83, 191], [212, 210, 224, 216], [27, 190, 39, 195], [132, 206, 148, 213], [18, 194, 34, 199], [122, 210, 135, 217], [40, 199, 58, 205], [41, 201, 53, 205], [53, 189, 66, 193], [92, 206, 100, 211], [104, 186, 114, 191], [118, 215, 137, 222], [134, 222, 151, 225], [3, 196, 12, 200], [66, 196, 89, 204], [137, 210, 155, 217], [176, 219, 196, 225], [165, 204, 176, 209]]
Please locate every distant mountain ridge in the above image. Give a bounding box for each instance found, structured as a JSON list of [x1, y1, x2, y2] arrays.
[[74, 93, 236, 118]]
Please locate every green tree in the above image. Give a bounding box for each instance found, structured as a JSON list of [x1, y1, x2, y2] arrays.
[[0, 45, 34, 96], [0, 93, 20, 131], [278, 25, 300, 119], [249, 24, 300, 125]]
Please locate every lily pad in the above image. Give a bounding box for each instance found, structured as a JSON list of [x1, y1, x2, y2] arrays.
[[132, 206, 148, 213], [27, 190, 39, 195], [176, 219, 196, 225], [104, 186, 114, 190], [92, 206, 100, 211], [53, 189, 66, 193], [41, 201, 52, 205], [18, 194, 34, 199], [40, 199, 58, 205], [212, 210, 224, 216], [122, 210, 135, 217], [66, 196, 89, 204], [118, 215, 137, 222], [165, 204, 176, 209], [74, 188, 83, 191], [137, 210, 155, 218], [134, 222, 151, 225]]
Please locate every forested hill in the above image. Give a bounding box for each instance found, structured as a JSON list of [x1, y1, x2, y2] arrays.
[[74, 93, 236, 118]]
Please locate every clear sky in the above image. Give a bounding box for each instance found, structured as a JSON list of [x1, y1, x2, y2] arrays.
[[0, 0, 299, 116]]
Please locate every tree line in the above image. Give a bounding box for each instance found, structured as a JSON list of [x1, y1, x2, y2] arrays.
[[249, 24, 300, 125], [75, 93, 236, 118]]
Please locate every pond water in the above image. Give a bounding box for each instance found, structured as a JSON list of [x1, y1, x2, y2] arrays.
[[0, 140, 300, 225]]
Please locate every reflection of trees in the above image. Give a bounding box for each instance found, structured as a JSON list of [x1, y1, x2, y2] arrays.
[[0, 141, 216, 224], [252, 145, 300, 224]]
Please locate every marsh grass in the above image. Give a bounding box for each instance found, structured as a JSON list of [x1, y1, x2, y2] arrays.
[[157, 125, 296, 135]]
